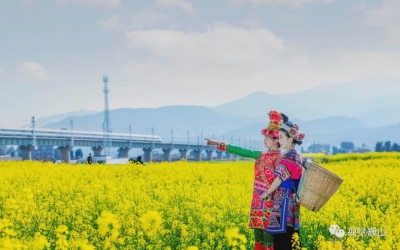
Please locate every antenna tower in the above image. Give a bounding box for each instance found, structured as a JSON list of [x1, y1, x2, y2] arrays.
[[103, 75, 112, 156]]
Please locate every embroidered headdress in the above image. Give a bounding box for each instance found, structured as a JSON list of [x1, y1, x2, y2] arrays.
[[261, 110, 288, 138], [280, 122, 305, 143]]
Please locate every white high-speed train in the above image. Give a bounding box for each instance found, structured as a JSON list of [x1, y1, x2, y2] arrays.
[[0, 127, 162, 143]]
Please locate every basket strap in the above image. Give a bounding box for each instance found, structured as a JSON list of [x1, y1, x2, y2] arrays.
[[288, 155, 309, 203], [290, 180, 300, 204], [301, 158, 309, 170]]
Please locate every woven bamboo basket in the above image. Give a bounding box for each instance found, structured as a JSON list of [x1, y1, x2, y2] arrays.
[[295, 160, 343, 212]]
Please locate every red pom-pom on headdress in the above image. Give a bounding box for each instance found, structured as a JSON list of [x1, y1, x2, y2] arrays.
[[261, 110, 284, 138], [268, 110, 282, 122]]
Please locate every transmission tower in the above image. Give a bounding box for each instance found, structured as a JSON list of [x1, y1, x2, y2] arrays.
[[103, 75, 112, 156]]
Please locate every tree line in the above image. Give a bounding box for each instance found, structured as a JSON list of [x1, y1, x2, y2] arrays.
[[375, 141, 400, 152]]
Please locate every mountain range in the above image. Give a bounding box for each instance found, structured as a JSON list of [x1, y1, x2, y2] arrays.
[[214, 76, 400, 127], [39, 77, 400, 151], [31, 110, 97, 128]]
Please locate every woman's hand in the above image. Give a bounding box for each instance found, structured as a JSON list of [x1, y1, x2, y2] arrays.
[[204, 138, 219, 146]]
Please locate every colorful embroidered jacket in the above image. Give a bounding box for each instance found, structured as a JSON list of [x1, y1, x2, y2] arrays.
[[266, 149, 303, 234], [217, 143, 282, 230]]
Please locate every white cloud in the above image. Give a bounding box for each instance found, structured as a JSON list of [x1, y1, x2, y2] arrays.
[[156, 0, 195, 15], [241, 13, 263, 28], [386, 26, 400, 43], [98, 7, 167, 32], [98, 14, 127, 31], [18, 62, 49, 82], [57, 0, 122, 9], [355, 0, 400, 43], [358, 0, 400, 27], [21, 0, 34, 4], [98, 1, 195, 33], [120, 25, 400, 107], [229, 0, 334, 9], [0, 67, 5, 77], [126, 25, 287, 58]]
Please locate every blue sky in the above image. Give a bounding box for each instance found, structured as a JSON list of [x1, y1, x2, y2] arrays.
[[1, 0, 400, 127]]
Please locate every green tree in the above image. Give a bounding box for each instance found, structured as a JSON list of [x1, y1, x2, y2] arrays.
[[75, 148, 83, 159], [6, 146, 15, 155], [375, 141, 383, 152], [384, 141, 391, 152], [392, 143, 399, 152], [340, 141, 354, 152], [332, 146, 338, 155]]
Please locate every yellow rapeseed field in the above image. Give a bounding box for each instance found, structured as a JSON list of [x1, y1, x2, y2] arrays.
[[0, 153, 399, 249]]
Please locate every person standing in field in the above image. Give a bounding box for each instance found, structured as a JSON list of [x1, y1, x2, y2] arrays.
[[87, 153, 93, 165], [260, 121, 305, 249], [205, 110, 288, 250]]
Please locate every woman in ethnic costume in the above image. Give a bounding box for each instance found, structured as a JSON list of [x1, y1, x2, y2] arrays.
[[260, 121, 305, 250], [205, 111, 288, 250]]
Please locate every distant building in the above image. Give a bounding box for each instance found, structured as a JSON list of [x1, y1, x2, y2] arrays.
[[307, 143, 331, 154], [32, 146, 55, 161]]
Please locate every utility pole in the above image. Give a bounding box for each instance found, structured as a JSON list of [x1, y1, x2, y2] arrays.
[[152, 127, 155, 149], [31, 116, 36, 147], [171, 129, 174, 148], [187, 130, 189, 148], [70, 119, 74, 147], [129, 125, 132, 149]]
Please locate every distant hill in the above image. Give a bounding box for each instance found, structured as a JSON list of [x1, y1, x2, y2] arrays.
[[42, 106, 400, 151], [213, 76, 400, 121], [43, 106, 264, 144], [223, 118, 400, 150], [223, 117, 367, 139], [358, 106, 400, 127], [309, 122, 400, 149], [39, 76, 400, 151], [31, 110, 98, 128], [222, 116, 373, 148]]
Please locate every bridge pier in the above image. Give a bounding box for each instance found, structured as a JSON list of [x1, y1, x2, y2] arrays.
[[206, 149, 214, 161], [225, 152, 231, 159], [193, 149, 202, 162], [143, 147, 153, 162], [91, 146, 103, 157], [58, 146, 73, 163], [179, 149, 187, 160], [162, 148, 172, 162], [19, 145, 37, 161], [216, 150, 223, 160], [118, 147, 130, 158]]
